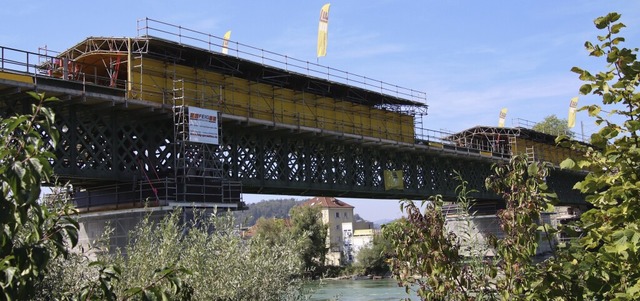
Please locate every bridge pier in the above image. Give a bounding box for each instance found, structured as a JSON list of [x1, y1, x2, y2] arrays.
[[444, 204, 584, 256], [76, 204, 230, 253]]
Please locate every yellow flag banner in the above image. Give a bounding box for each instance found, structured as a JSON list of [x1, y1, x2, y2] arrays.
[[317, 3, 330, 58], [384, 170, 404, 191], [498, 108, 508, 128], [568, 97, 578, 128], [222, 30, 231, 55]]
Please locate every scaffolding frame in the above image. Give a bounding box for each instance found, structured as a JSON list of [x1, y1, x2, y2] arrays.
[[172, 78, 242, 205]]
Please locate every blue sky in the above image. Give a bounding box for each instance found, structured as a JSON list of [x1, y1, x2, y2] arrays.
[[3, 1, 639, 221]]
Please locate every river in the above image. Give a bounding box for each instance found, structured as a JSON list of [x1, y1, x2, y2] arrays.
[[308, 278, 419, 301]]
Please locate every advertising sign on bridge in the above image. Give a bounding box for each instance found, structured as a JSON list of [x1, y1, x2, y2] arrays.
[[187, 106, 219, 145]]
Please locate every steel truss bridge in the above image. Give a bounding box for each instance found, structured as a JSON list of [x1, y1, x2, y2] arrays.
[[0, 26, 585, 211]]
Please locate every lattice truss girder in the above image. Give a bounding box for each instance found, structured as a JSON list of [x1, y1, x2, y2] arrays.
[[220, 127, 496, 199], [52, 104, 173, 183], [176, 142, 222, 173], [42, 105, 582, 202]]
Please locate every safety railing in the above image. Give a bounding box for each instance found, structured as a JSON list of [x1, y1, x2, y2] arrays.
[[0, 45, 130, 91], [1, 46, 41, 75], [136, 17, 427, 105], [69, 178, 175, 212]]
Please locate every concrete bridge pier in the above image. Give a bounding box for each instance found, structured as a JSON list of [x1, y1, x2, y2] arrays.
[[443, 204, 584, 256]]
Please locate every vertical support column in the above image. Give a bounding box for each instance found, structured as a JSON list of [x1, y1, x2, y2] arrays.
[[110, 110, 119, 180], [69, 105, 78, 172], [277, 137, 290, 182], [256, 134, 265, 185], [362, 147, 372, 188], [231, 136, 240, 180], [127, 38, 132, 97], [304, 139, 312, 183], [62, 57, 69, 80], [344, 144, 355, 187]]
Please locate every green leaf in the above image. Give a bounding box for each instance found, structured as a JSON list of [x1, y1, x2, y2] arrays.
[[26, 91, 43, 100], [588, 105, 602, 116], [527, 163, 539, 176], [124, 287, 143, 296], [571, 66, 584, 74], [560, 158, 576, 169], [611, 22, 626, 34], [579, 84, 593, 95], [625, 120, 640, 132]]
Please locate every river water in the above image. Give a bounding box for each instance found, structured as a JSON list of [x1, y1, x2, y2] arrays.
[[308, 278, 419, 301]]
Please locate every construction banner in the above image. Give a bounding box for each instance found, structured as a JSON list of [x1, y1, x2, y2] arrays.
[[498, 108, 508, 128], [568, 97, 578, 128], [222, 30, 231, 55], [187, 106, 219, 145], [384, 170, 404, 190], [317, 3, 330, 58]]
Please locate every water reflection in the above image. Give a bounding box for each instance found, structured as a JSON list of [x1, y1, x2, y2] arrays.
[[309, 278, 418, 301]]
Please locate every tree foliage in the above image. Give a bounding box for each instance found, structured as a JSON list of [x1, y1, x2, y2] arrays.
[[253, 216, 290, 246], [354, 233, 391, 276], [234, 198, 301, 227], [0, 92, 78, 300], [39, 210, 309, 301], [532, 114, 574, 137], [385, 157, 555, 300], [289, 205, 328, 276], [538, 12, 640, 300], [485, 156, 557, 299]]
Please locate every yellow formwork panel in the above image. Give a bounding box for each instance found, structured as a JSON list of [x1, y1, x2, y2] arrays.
[[130, 58, 169, 103], [131, 57, 416, 142], [513, 138, 578, 166], [276, 89, 296, 125], [0, 71, 33, 84]]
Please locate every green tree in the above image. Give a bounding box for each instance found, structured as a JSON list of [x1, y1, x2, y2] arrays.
[[114, 210, 306, 300], [234, 198, 301, 227], [384, 197, 471, 300], [289, 205, 328, 277], [0, 92, 80, 300], [385, 157, 556, 300], [354, 233, 391, 276], [253, 217, 290, 246], [485, 156, 557, 299], [532, 12, 640, 300], [532, 114, 574, 137]]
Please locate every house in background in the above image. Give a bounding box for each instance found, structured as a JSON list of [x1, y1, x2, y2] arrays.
[[350, 228, 378, 262], [304, 196, 375, 266]]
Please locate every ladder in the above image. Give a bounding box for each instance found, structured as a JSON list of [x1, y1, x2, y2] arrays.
[[526, 146, 535, 163], [172, 79, 237, 204], [508, 136, 517, 156]]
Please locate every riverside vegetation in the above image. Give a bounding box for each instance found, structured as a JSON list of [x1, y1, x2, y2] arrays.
[[383, 12, 640, 300], [0, 11, 638, 301]]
